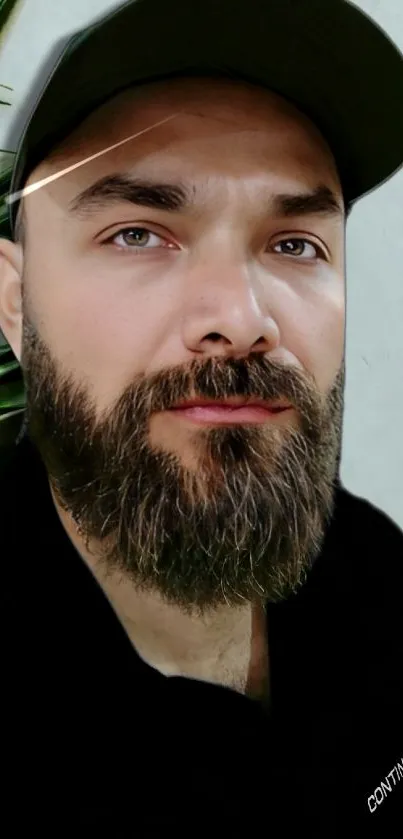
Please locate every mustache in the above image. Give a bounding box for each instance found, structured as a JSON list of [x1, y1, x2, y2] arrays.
[[21, 313, 336, 445], [113, 354, 325, 428]]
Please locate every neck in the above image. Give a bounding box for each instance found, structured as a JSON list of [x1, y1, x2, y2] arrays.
[[51, 488, 270, 698]]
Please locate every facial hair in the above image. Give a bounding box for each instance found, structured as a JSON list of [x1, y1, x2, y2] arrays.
[[19, 313, 344, 615]]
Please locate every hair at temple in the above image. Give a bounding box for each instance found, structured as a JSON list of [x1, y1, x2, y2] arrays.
[[13, 202, 25, 245]]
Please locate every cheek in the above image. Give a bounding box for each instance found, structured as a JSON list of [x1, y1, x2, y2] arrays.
[[279, 280, 345, 391], [27, 253, 176, 406]]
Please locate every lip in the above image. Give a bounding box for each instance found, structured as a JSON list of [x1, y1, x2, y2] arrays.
[[167, 397, 292, 426], [170, 397, 291, 411]]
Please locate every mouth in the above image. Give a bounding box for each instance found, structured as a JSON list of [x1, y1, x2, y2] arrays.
[[167, 397, 292, 426]]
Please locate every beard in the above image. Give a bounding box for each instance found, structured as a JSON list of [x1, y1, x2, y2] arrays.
[[19, 312, 344, 615]]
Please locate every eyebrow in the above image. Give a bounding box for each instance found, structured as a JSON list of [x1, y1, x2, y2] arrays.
[[69, 175, 189, 215], [272, 185, 344, 218], [69, 174, 344, 220]]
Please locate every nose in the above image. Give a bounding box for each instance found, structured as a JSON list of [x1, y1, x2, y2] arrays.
[[181, 257, 281, 359]]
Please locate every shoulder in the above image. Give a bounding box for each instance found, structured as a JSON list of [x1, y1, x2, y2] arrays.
[[333, 484, 403, 661], [0, 432, 42, 489], [288, 482, 403, 626], [331, 482, 403, 564], [0, 435, 49, 563], [336, 481, 402, 529], [0, 437, 29, 509], [320, 484, 403, 613]]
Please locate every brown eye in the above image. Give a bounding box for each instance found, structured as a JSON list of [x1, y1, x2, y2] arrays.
[[120, 228, 151, 246], [273, 238, 323, 259]]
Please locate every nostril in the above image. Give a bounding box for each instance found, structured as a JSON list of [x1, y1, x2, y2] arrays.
[[205, 333, 227, 343]]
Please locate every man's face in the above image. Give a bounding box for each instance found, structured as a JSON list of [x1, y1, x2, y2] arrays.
[[1, 77, 346, 613]]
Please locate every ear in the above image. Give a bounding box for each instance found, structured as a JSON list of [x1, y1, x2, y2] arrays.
[[0, 238, 24, 361]]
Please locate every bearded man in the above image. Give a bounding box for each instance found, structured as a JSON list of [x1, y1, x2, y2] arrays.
[[0, 0, 402, 832]]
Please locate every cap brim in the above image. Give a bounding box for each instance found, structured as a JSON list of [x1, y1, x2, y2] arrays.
[[9, 0, 403, 232]]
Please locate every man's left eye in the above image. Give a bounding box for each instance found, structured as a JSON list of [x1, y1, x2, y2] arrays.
[[109, 227, 170, 249], [273, 238, 324, 259]]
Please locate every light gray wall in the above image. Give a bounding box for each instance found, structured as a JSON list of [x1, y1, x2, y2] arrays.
[[0, 0, 402, 527]]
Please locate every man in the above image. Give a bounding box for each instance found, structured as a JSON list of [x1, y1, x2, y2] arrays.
[[0, 0, 402, 832]]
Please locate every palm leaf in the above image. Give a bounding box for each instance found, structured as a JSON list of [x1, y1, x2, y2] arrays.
[[0, 378, 25, 409], [0, 323, 25, 440], [0, 410, 24, 458], [0, 344, 13, 358], [0, 357, 20, 377], [0, 166, 13, 237], [0, 0, 26, 449], [0, 0, 21, 32]]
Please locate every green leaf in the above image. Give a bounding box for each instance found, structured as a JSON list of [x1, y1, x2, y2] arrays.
[[0, 407, 24, 422], [0, 358, 20, 378], [0, 344, 14, 358], [0, 0, 22, 31], [0, 411, 24, 452], [0, 378, 25, 410], [0, 345, 24, 413], [0, 167, 13, 238]]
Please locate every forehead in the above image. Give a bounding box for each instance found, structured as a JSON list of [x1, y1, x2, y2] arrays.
[[25, 76, 341, 212]]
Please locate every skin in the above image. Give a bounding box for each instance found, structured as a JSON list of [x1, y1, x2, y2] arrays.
[[0, 77, 346, 696]]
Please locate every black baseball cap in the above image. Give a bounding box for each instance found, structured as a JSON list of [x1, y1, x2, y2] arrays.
[[7, 0, 403, 235]]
